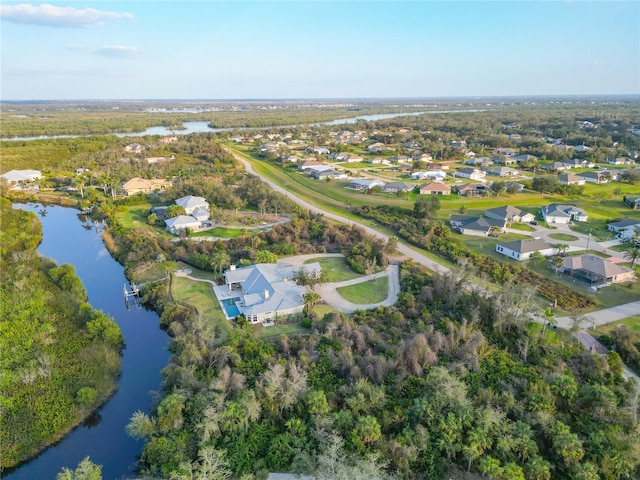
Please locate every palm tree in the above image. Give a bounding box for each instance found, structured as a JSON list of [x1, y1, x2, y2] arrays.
[[624, 234, 640, 267]]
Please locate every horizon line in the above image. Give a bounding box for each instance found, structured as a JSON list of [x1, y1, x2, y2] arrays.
[[2, 94, 640, 104]]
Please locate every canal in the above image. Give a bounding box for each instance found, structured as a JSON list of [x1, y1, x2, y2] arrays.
[[6, 204, 171, 480]]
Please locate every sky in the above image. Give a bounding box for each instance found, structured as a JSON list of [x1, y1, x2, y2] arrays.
[[1, 1, 639, 100]]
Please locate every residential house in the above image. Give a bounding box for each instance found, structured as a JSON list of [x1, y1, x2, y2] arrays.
[[0, 169, 42, 185], [576, 171, 608, 184], [222, 262, 322, 324], [159, 136, 178, 144], [457, 217, 505, 237], [451, 140, 467, 149], [561, 159, 594, 169], [280, 155, 300, 163], [455, 168, 486, 181], [176, 195, 210, 216], [560, 255, 636, 285], [605, 157, 632, 165], [124, 143, 145, 153], [366, 142, 388, 153], [333, 152, 363, 163], [413, 153, 433, 162], [310, 168, 348, 180], [573, 145, 591, 152], [449, 215, 475, 229], [346, 179, 385, 190], [494, 147, 516, 157], [411, 171, 447, 181], [164, 215, 202, 233], [382, 182, 416, 194], [490, 155, 517, 165], [428, 162, 449, 170], [541, 204, 588, 224], [419, 182, 451, 195], [298, 160, 324, 171], [496, 238, 555, 261], [558, 173, 586, 186], [541, 162, 570, 172], [122, 177, 171, 196], [607, 218, 640, 234], [623, 196, 640, 209], [310, 146, 330, 155], [390, 155, 413, 164], [465, 157, 491, 168], [488, 166, 520, 177], [513, 154, 538, 163], [456, 183, 490, 197], [485, 206, 535, 224], [366, 157, 390, 165]]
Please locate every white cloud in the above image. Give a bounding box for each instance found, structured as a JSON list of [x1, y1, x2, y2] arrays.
[[66, 45, 140, 58], [0, 3, 133, 27]]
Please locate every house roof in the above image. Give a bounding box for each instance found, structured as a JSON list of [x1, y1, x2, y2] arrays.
[[485, 205, 525, 220], [562, 255, 634, 279], [164, 215, 201, 229], [420, 182, 451, 192], [545, 204, 587, 218], [382, 182, 415, 191], [176, 195, 209, 210], [460, 216, 504, 232], [609, 218, 640, 228], [348, 179, 384, 188], [457, 167, 480, 175], [449, 214, 475, 224], [1, 169, 42, 182], [123, 177, 170, 191], [498, 238, 554, 254], [226, 263, 321, 316]]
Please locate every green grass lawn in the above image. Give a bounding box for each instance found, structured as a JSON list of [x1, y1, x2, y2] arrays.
[[508, 222, 536, 232], [337, 277, 389, 304], [304, 256, 360, 282], [548, 233, 579, 241], [119, 204, 151, 229], [458, 232, 531, 261], [589, 315, 640, 337], [189, 227, 247, 238], [257, 323, 311, 340], [171, 276, 232, 343]]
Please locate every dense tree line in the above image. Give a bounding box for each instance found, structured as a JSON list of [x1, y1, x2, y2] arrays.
[[0, 199, 123, 470]]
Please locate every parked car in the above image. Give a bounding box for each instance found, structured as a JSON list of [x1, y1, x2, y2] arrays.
[[530, 221, 538, 226]]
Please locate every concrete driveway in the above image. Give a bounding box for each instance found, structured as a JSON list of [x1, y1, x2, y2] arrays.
[[277, 253, 400, 314]]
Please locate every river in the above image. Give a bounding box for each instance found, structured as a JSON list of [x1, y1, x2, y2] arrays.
[[5, 204, 170, 480], [2, 110, 484, 141]]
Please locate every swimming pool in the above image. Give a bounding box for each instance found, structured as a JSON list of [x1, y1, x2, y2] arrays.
[[221, 298, 241, 318]]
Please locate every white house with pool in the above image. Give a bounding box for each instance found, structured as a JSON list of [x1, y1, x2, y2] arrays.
[[216, 262, 321, 325]]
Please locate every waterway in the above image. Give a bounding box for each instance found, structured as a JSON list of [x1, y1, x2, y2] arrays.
[[5, 204, 170, 480], [2, 110, 484, 141]]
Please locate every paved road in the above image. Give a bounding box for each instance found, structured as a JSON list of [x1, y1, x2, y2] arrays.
[[556, 300, 640, 329], [230, 150, 451, 276]]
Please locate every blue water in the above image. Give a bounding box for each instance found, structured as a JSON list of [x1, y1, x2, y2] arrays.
[[221, 298, 241, 318], [6, 204, 170, 480]]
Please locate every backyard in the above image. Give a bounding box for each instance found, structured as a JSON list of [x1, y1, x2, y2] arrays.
[[170, 275, 232, 343]]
